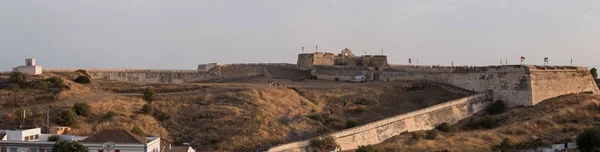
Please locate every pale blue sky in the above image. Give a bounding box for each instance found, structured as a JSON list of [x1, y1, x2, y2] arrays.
[[1, 0, 599, 71]]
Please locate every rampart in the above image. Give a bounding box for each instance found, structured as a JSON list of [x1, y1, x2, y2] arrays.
[[43, 63, 302, 83], [268, 91, 493, 152], [312, 65, 598, 107]]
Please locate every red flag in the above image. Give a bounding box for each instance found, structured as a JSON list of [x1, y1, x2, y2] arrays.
[[521, 56, 525, 62]]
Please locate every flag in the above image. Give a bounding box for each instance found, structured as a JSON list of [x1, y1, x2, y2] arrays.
[[409, 58, 412, 63], [302, 47, 304, 51], [544, 57, 548, 62], [316, 45, 318, 51], [520, 56, 525, 62]]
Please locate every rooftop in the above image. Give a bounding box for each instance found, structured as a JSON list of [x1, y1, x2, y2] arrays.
[[163, 146, 193, 152], [80, 130, 148, 144]]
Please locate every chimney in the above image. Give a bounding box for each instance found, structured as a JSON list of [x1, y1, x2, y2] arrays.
[[169, 144, 171, 149]]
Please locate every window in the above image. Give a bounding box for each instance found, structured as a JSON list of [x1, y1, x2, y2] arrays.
[[9, 148, 16, 152], [46, 149, 52, 152], [30, 135, 34, 140], [35, 134, 39, 139], [29, 148, 38, 152], [24, 136, 29, 141]]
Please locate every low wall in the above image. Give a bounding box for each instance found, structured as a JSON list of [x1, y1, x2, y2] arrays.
[[311, 66, 374, 81], [268, 91, 493, 152], [44, 68, 220, 84]]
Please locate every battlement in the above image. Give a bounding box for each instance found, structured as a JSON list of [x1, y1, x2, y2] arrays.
[[44, 68, 203, 73]]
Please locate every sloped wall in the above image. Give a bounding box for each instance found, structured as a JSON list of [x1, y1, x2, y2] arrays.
[[268, 91, 493, 152]]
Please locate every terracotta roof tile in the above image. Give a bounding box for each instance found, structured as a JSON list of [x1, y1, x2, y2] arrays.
[[163, 146, 191, 152], [80, 130, 147, 144]]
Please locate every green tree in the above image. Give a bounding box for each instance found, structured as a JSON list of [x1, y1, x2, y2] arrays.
[[356, 145, 376, 152], [52, 141, 88, 152], [57, 110, 76, 126], [142, 104, 153, 114], [591, 68, 598, 79], [74, 76, 91, 84], [577, 127, 600, 152], [47, 135, 60, 142], [310, 135, 338, 150], [131, 125, 145, 137], [46, 77, 66, 88], [73, 103, 90, 116], [143, 87, 157, 102], [9, 72, 27, 85]]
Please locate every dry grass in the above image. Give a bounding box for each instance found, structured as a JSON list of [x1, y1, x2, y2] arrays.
[[372, 94, 600, 152]]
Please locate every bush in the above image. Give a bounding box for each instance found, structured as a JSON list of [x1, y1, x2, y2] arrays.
[[73, 103, 90, 116], [486, 100, 506, 115], [46, 77, 66, 88], [9, 72, 27, 85], [75, 69, 90, 77], [591, 68, 598, 79], [310, 135, 338, 150], [356, 145, 375, 152], [425, 130, 438, 140], [142, 104, 153, 114], [52, 141, 88, 152], [47, 135, 60, 142], [57, 110, 76, 126], [143, 87, 157, 102], [153, 110, 171, 121], [435, 122, 453, 132], [103, 111, 116, 120], [491, 138, 513, 151], [346, 119, 358, 128], [466, 116, 501, 129], [131, 125, 145, 137], [334, 78, 339, 81], [412, 131, 425, 141], [577, 126, 600, 152], [74, 76, 91, 84]]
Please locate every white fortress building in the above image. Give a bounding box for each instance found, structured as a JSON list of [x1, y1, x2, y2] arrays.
[[13, 58, 42, 75]]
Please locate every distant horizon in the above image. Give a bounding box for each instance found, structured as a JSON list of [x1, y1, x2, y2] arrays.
[[1, 1, 599, 71]]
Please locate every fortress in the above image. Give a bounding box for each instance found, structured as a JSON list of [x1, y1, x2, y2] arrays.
[[34, 48, 599, 152]]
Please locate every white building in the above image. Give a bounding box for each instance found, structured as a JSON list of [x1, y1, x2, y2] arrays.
[[12, 58, 43, 75], [0, 128, 55, 152], [163, 144, 196, 152], [80, 130, 161, 152]]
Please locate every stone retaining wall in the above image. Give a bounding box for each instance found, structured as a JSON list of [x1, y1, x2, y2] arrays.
[[268, 91, 493, 152]]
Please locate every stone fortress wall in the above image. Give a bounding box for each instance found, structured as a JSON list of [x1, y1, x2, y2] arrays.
[[268, 91, 493, 152], [43, 63, 300, 83], [312, 65, 598, 107]]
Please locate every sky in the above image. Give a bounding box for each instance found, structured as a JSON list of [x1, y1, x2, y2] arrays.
[[1, 0, 600, 71]]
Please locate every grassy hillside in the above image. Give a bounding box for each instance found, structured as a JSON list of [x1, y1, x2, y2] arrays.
[[0, 73, 467, 151], [370, 93, 600, 152]]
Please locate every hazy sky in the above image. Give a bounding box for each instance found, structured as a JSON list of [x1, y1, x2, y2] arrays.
[[1, 0, 600, 71]]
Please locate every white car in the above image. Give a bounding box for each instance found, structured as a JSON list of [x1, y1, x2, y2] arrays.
[[351, 75, 366, 83]]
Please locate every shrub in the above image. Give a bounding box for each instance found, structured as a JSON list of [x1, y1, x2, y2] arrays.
[[103, 111, 116, 120], [47, 135, 60, 142], [9, 72, 27, 84], [435, 122, 453, 132], [310, 135, 338, 150], [467, 116, 501, 129], [334, 78, 339, 81], [46, 77, 66, 88], [491, 138, 513, 151], [75, 69, 90, 77], [591, 68, 598, 79], [142, 104, 153, 114], [486, 100, 506, 115], [412, 131, 425, 141], [356, 145, 375, 152], [52, 141, 88, 152], [73, 103, 90, 116], [57, 110, 76, 126], [153, 110, 170, 121], [74, 76, 91, 84], [143, 87, 157, 102], [35, 80, 49, 89], [425, 130, 438, 140], [131, 125, 145, 137], [346, 119, 358, 128], [577, 126, 600, 152]]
